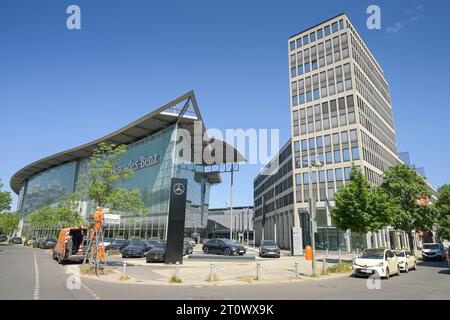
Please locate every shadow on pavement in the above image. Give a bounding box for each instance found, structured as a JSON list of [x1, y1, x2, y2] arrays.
[[417, 260, 447, 268]]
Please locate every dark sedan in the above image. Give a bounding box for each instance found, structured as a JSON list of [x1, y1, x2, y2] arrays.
[[259, 240, 281, 258], [33, 238, 46, 248], [108, 239, 129, 252], [8, 237, 23, 245], [0, 235, 7, 242], [121, 240, 148, 258], [146, 243, 166, 263], [41, 238, 56, 249], [202, 238, 246, 256]]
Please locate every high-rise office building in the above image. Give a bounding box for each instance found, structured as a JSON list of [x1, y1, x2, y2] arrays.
[[288, 13, 401, 250]]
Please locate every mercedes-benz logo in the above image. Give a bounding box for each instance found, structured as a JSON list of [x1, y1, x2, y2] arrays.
[[173, 183, 185, 196]]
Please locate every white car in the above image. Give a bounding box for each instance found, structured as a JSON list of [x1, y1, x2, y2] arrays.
[[394, 250, 417, 272], [352, 248, 400, 279]]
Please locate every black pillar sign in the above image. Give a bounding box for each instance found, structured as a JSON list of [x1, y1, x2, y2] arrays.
[[165, 178, 188, 264]]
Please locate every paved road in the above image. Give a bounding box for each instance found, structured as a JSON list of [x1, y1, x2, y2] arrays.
[[1, 244, 449, 300]]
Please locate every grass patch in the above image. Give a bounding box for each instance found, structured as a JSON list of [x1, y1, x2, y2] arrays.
[[119, 274, 130, 281], [327, 262, 352, 274], [170, 275, 183, 284], [235, 275, 254, 284]]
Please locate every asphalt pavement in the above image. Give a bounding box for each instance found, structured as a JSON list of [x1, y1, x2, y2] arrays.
[[1, 244, 449, 300]]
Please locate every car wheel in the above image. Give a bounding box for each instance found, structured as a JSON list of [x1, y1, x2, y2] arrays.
[[384, 267, 390, 280], [404, 263, 409, 273], [224, 248, 232, 256], [203, 247, 210, 254]]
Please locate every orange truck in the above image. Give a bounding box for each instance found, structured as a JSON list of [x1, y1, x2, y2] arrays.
[[52, 227, 88, 264]]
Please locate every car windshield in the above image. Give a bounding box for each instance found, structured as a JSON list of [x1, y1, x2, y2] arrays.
[[129, 240, 145, 246], [113, 240, 127, 244], [359, 250, 385, 259], [423, 244, 440, 250], [394, 251, 405, 257], [220, 239, 237, 245], [153, 243, 166, 249], [262, 240, 277, 246]]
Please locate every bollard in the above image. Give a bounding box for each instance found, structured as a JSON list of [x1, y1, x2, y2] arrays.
[[295, 262, 299, 279], [175, 262, 180, 281], [326, 248, 329, 258], [209, 262, 214, 281], [338, 248, 342, 264], [122, 261, 127, 277], [356, 248, 359, 254], [256, 262, 261, 280], [322, 257, 327, 274]]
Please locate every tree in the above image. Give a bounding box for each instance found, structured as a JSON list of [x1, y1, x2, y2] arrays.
[[435, 184, 450, 240], [380, 164, 435, 248], [0, 179, 12, 212], [76, 142, 146, 215], [331, 165, 395, 245], [0, 212, 19, 235], [29, 201, 84, 229]]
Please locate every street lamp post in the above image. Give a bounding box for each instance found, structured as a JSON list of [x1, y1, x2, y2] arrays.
[[307, 156, 323, 276]]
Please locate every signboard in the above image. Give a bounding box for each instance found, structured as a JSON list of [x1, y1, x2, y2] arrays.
[[104, 214, 121, 225], [165, 178, 188, 264], [292, 227, 303, 256]]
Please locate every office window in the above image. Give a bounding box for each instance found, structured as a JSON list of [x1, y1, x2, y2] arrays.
[[318, 152, 324, 164], [348, 112, 356, 124], [317, 29, 323, 39], [325, 151, 332, 164], [301, 139, 307, 151], [306, 91, 312, 102], [291, 67, 297, 78], [298, 65, 304, 75], [313, 89, 320, 100], [303, 35, 309, 45], [352, 147, 360, 160], [350, 129, 357, 142], [299, 93, 305, 104], [331, 116, 338, 128], [341, 131, 348, 144], [327, 169, 334, 182], [309, 137, 315, 150], [335, 168, 343, 181], [305, 62, 311, 73], [310, 32, 316, 42], [296, 174, 302, 185], [343, 149, 350, 162], [301, 124, 307, 135], [290, 41, 296, 51], [317, 136, 323, 148], [324, 134, 331, 146], [334, 150, 341, 163], [292, 95, 298, 106], [303, 172, 309, 184], [294, 141, 300, 152], [344, 167, 352, 181], [339, 19, 344, 30], [324, 25, 330, 36], [296, 38, 302, 49], [311, 171, 317, 184], [315, 119, 322, 131], [332, 22, 338, 33], [319, 170, 325, 183]]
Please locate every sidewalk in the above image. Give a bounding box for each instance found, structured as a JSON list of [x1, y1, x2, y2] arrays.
[[77, 249, 354, 286]]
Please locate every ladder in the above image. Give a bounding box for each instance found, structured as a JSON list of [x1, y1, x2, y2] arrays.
[[82, 208, 107, 276]]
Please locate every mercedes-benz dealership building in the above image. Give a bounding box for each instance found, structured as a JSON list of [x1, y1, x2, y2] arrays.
[[10, 91, 243, 240]]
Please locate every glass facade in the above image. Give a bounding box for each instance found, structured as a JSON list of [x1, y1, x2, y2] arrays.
[[18, 124, 213, 240]]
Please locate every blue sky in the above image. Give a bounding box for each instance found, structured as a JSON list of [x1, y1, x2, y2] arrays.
[[1, 0, 449, 210]]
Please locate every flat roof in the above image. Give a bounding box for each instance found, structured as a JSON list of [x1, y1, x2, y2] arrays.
[[10, 91, 245, 194], [289, 12, 346, 40]]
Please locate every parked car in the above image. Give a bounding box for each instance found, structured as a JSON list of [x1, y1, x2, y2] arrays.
[[421, 243, 447, 261], [143, 239, 160, 252], [259, 240, 281, 258], [202, 238, 246, 256], [33, 238, 46, 248], [146, 242, 166, 263], [107, 239, 129, 252], [24, 237, 37, 246], [184, 240, 193, 255], [184, 237, 196, 247], [121, 240, 148, 258], [8, 237, 23, 245], [40, 238, 57, 249], [102, 238, 114, 251], [52, 228, 88, 264], [0, 235, 8, 242], [352, 248, 400, 279], [394, 250, 417, 272]]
